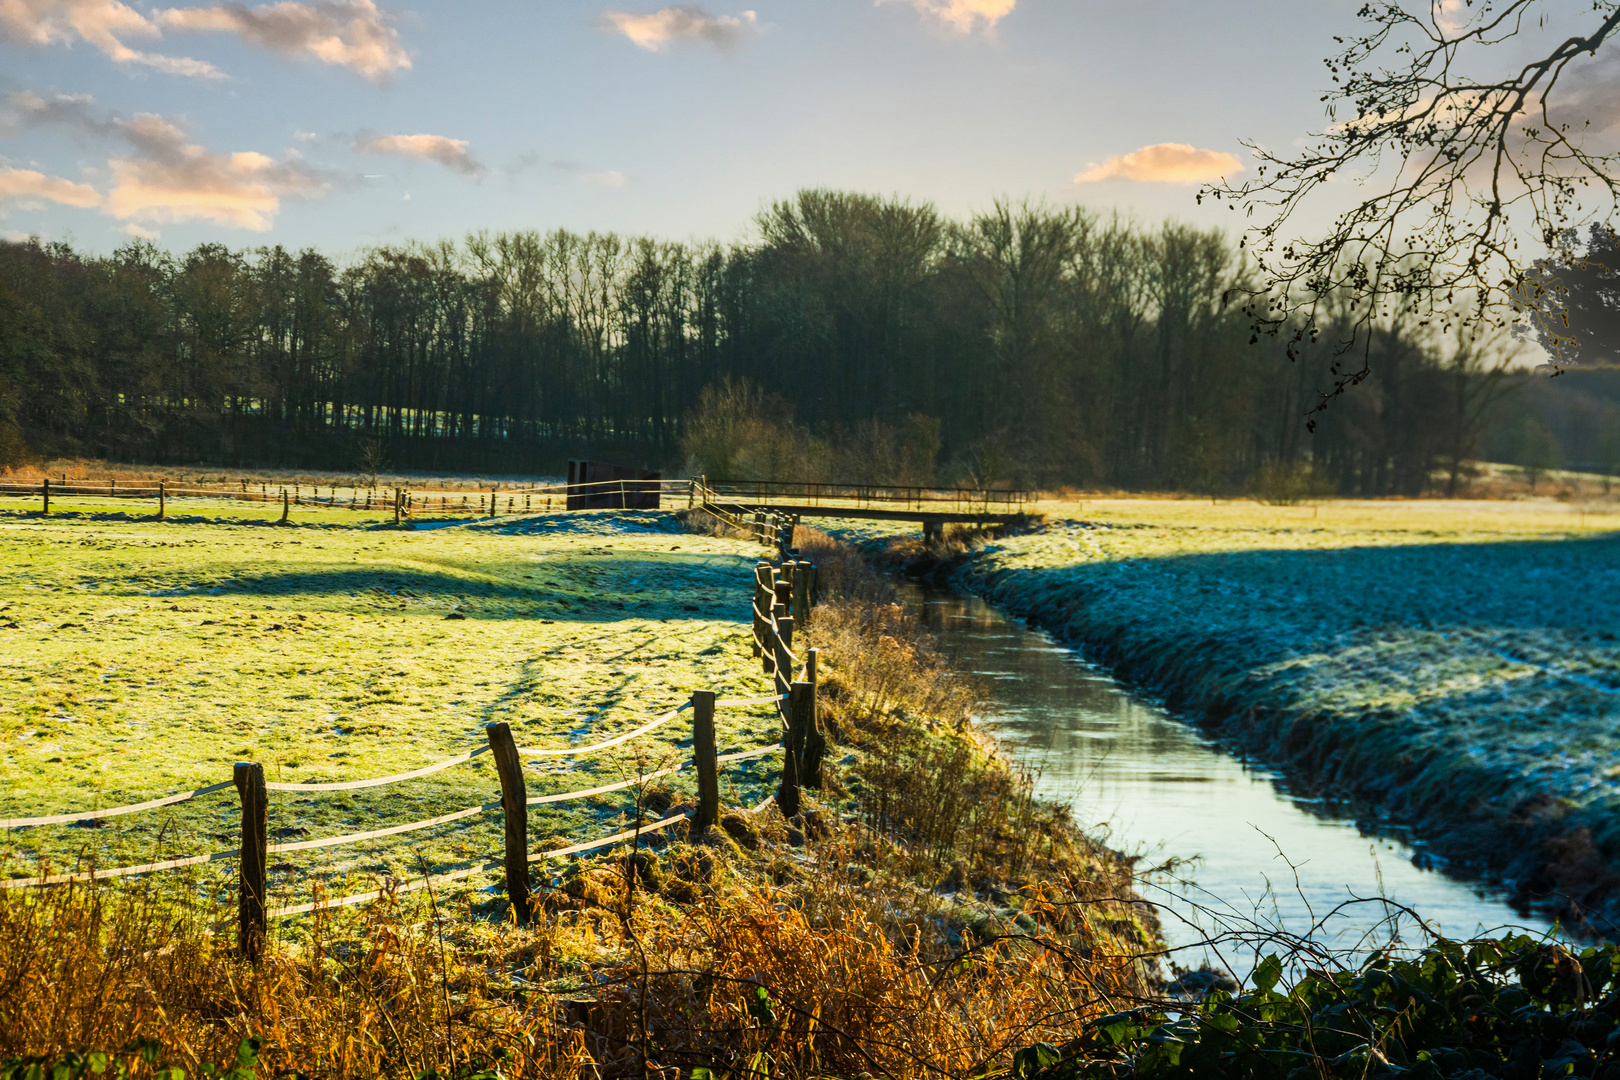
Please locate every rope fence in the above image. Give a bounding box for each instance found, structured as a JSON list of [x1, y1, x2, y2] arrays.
[[0, 523, 825, 963]]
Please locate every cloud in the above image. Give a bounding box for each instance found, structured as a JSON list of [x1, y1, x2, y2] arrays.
[[119, 221, 159, 238], [156, 0, 409, 83], [352, 132, 482, 174], [1, 91, 104, 138], [1074, 142, 1243, 184], [0, 165, 102, 209], [549, 160, 629, 187], [887, 0, 1014, 34], [0, 0, 224, 76], [105, 112, 328, 229], [5, 94, 329, 229], [0, 0, 407, 81], [598, 5, 757, 51]]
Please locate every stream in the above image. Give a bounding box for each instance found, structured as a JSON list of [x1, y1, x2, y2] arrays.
[[895, 581, 1561, 973]]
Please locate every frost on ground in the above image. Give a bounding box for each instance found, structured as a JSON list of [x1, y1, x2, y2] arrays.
[[0, 507, 780, 915], [953, 500, 1620, 929]]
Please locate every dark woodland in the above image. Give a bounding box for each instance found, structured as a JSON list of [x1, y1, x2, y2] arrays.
[[0, 189, 1611, 491]]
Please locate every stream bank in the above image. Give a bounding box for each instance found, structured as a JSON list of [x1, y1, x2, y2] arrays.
[[864, 509, 1620, 936], [895, 579, 1557, 963]]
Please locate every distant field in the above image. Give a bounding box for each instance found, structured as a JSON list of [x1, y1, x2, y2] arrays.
[[956, 497, 1620, 928], [0, 507, 779, 915]]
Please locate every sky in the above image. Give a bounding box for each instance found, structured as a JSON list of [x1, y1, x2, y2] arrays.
[[0, 0, 1367, 256]]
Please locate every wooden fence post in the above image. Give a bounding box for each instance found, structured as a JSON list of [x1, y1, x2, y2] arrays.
[[791, 560, 812, 622], [280, 489, 290, 524], [234, 761, 268, 963], [41, 477, 48, 515], [393, 488, 402, 528], [775, 613, 794, 716], [779, 681, 811, 819], [691, 690, 719, 831], [756, 564, 775, 668], [158, 480, 166, 521], [774, 579, 793, 630], [803, 649, 825, 789], [486, 722, 531, 924], [751, 570, 763, 659]]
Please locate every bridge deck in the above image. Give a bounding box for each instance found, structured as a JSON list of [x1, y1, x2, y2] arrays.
[[706, 501, 1029, 525]]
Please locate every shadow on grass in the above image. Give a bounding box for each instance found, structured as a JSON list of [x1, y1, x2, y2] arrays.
[[132, 559, 752, 626]]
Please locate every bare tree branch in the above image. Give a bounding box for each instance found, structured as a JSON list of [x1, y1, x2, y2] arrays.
[[1206, 1, 1620, 425]]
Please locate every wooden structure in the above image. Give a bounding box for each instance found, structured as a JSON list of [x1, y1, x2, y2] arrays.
[[566, 460, 661, 510]]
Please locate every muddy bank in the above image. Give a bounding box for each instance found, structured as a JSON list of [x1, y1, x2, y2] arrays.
[[883, 517, 1620, 934]]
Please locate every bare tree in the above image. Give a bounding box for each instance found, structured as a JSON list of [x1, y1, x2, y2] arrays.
[[1206, 2, 1620, 425], [355, 437, 389, 489]]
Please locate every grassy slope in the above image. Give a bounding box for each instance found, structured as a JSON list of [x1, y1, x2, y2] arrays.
[[952, 498, 1620, 928], [0, 504, 782, 913]]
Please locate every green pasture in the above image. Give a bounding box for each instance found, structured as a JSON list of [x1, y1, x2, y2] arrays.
[[0, 505, 780, 914]]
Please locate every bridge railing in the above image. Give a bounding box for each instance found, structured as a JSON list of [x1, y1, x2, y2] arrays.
[[705, 478, 1034, 513]]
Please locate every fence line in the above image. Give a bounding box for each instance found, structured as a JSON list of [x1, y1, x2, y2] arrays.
[[0, 739, 785, 891], [266, 810, 693, 919], [264, 748, 490, 792], [0, 481, 828, 959], [517, 703, 689, 758], [1, 473, 1033, 525], [0, 850, 235, 888], [1, 780, 235, 829]]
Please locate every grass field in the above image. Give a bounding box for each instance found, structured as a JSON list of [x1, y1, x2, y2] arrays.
[[0, 502, 782, 916], [0, 497, 1169, 1079], [953, 497, 1620, 930]]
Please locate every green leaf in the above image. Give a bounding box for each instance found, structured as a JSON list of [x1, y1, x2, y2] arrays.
[[1251, 955, 1283, 994], [747, 985, 776, 1028], [234, 1040, 261, 1072], [1011, 1042, 1061, 1079]]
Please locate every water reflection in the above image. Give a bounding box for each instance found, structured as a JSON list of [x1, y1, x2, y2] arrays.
[[897, 582, 1558, 973]]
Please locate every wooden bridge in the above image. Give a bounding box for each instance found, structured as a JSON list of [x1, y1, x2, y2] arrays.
[[697, 478, 1036, 538]]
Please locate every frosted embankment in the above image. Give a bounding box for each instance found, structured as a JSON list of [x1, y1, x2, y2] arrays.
[[950, 507, 1620, 931]]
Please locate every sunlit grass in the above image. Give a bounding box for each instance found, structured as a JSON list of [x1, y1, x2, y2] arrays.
[[0, 508, 781, 913]]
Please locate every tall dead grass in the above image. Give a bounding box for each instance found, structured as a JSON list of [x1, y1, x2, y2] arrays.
[[0, 878, 588, 1078], [0, 848, 1145, 1078], [588, 870, 1136, 1080]]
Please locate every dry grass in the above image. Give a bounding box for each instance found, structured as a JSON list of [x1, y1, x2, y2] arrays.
[[0, 827, 1151, 1079]]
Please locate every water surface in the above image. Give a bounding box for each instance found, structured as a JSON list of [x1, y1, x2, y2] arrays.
[[897, 582, 1559, 973]]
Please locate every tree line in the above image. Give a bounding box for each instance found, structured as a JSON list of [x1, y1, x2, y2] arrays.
[[0, 189, 1535, 494]]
